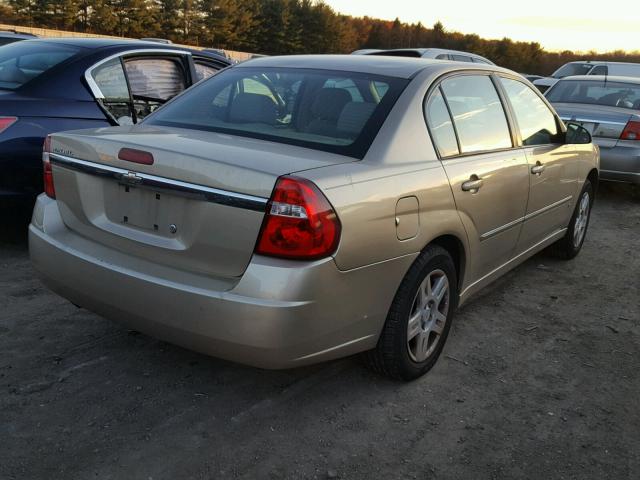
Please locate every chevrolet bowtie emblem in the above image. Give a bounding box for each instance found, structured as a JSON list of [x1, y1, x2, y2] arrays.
[[120, 171, 143, 185]]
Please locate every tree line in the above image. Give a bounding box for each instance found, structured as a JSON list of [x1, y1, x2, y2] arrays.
[[2, 0, 640, 75]]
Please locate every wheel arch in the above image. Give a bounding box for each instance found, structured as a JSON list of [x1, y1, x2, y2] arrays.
[[424, 234, 467, 292], [587, 168, 599, 195]]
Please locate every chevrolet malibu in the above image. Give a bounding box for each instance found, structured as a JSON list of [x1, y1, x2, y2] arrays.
[[29, 56, 599, 380]]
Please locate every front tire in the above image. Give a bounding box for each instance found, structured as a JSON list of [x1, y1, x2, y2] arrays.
[[550, 180, 593, 260], [363, 245, 458, 381]]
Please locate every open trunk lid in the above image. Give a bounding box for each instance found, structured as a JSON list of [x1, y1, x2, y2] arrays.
[[49, 124, 354, 279]]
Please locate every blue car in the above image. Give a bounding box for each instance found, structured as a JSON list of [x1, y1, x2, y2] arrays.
[[0, 38, 231, 200]]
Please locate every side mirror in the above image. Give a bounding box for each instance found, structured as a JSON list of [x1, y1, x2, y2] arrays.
[[565, 122, 592, 144]]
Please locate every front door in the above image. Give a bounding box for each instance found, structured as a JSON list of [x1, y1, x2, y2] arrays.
[[497, 76, 579, 252]]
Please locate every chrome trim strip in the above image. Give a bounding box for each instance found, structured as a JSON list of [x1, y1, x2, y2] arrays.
[[49, 153, 268, 212], [461, 227, 568, 299], [480, 195, 572, 240], [601, 169, 640, 176], [560, 116, 627, 126], [84, 48, 192, 99], [524, 195, 573, 221], [480, 216, 525, 240]]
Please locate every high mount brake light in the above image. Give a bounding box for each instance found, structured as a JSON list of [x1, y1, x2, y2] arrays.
[[255, 176, 341, 260], [118, 148, 154, 165]]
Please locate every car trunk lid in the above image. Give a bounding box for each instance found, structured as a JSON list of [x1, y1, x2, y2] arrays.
[[49, 124, 354, 279], [553, 102, 635, 140]]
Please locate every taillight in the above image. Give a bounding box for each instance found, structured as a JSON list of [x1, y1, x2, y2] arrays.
[[43, 135, 55, 198], [255, 176, 341, 260], [620, 120, 640, 140], [0, 116, 17, 134]]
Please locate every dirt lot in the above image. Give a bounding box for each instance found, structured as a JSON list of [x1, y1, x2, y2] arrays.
[[1, 184, 638, 480]]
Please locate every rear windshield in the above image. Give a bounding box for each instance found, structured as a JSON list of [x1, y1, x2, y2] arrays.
[[0, 41, 81, 90], [145, 67, 408, 158], [547, 79, 640, 109], [552, 63, 594, 79]]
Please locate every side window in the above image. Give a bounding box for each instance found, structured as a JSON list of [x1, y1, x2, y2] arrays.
[[499, 77, 559, 146], [590, 65, 608, 76], [194, 60, 220, 82], [435, 54, 449, 60], [124, 57, 187, 120], [440, 75, 512, 153], [372, 81, 389, 99], [242, 77, 277, 102], [90, 58, 134, 125], [452, 54, 473, 63], [425, 89, 459, 157]]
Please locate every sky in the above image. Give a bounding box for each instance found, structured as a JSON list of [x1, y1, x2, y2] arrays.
[[323, 0, 639, 53]]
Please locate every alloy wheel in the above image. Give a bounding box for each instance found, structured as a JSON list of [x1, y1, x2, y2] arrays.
[[407, 269, 450, 362], [573, 191, 590, 248]]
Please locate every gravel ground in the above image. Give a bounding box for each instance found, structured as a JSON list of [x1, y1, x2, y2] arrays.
[[1, 183, 639, 480]]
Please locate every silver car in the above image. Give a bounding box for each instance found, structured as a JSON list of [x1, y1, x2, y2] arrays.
[[29, 56, 598, 380], [547, 75, 640, 185], [352, 48, 494, 65]]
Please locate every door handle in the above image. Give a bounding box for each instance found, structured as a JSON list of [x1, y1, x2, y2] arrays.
[[531, 161, 545, 175], [461, 175, 483, 192]]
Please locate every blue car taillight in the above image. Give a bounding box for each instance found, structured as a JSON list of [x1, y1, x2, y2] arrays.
[[0, 116, 17, 134]]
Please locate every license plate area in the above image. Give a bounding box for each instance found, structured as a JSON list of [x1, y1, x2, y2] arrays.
[[107, 183, 185, 236]]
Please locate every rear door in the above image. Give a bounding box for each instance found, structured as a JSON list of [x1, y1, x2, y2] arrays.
[[426, 74, 530, 279], [497, 76, 578, 252]]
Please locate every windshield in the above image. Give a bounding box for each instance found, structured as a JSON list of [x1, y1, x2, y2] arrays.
[[0, 41, 81, 90], [552, 63, 594, 79], [146, 67, 408, 158], [547, 79, 640, 109]]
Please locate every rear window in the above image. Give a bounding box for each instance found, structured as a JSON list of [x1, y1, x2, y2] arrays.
[[552, 63, 594, 79], [146, 67, 408, 158], [547, 79, 640, 109], [0, 41, 80, 90]]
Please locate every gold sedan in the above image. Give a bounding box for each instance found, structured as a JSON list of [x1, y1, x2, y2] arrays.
[[29, 55, 599, 380]]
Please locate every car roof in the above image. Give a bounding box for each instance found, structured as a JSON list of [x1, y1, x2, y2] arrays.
[[559, 75, 640, 84], [566, 61, 640, 67], [16, 37, 204, 51], [0, 31, 37, 39], [11, 38, 231, 64], [237, 54, 501, 79]]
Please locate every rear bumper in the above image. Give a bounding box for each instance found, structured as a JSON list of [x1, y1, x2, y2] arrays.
[[29, 195, 415, 369], [598, 143, 640, 184]]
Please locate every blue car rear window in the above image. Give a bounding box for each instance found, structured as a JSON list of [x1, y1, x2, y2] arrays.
[[0, 41, 81, 90]]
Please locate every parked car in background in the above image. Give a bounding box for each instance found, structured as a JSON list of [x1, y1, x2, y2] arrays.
[[534, 61, 640, 93], [0, 30, 37, 46], [30, 55, 598, 380], [547, 75, 640, 185], [521, 74, 543, 83], [0, 38, 230, 200], [352, 47, 494, 65]]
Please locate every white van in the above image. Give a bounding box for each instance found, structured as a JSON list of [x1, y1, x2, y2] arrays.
[[534, 61, 640, 92]]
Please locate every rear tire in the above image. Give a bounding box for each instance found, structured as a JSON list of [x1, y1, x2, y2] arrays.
[[549, 180, 593, 260], [363, 245, 458, 381]]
